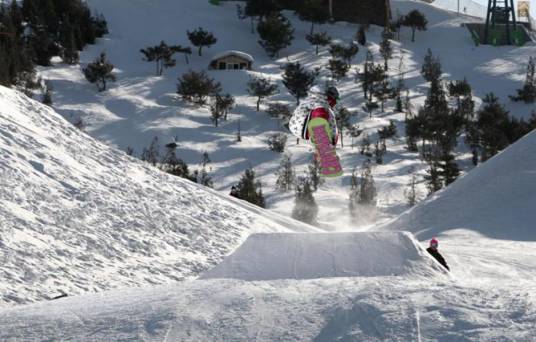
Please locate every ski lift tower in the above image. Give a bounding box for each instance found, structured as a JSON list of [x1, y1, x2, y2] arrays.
[[483, 0, 518, 45]]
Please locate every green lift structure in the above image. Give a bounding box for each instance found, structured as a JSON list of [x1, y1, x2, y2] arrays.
[[483, 0, 519, 45]]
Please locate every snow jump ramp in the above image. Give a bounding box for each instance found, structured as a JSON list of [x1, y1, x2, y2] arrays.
[[201, 232, 445, 281]]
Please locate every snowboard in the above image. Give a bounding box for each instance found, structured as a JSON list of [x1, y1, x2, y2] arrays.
[[307, 117, 342, 177]]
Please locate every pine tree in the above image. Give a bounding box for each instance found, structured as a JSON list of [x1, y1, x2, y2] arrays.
[[292, 178, 318, 224], [378, 120, 397, 140], [327, 59, 350, 81], [372, 74, 391, 112], [335, 106, 352, 148], [329, 42, 358, 67], [360, 49, 374, 100], [186, 27, 217, 56], [160, 148, 191, 179], [366, 63, 385, 102], [441, 152, 460, 186], [358, 160, 376, 205], [266, 102, 292, 126], [424, 159, 442, 194], [236, 119, 242, 142], [395, 54, 406, 113], [421, 49, 442, 82], [404, 172, 418, 206], [194, 152, 213, 187], [60, 18, 80, 65], [210, 93, 235, 126], [141, 136, 160, 166], [282, 61, 316, 104], [448, 78, 471, 107], [195, 168, 213, 187], [464, 121, 481, 165], [210, 100, 224, 127], [475, 93, 511, 161], [42, 85, 52, 106], [247, 76, 278, 111], [348, 167, 360, 216], [83, 52, 116, 91], [295, 0, 329, 35], [235, 168, 266, 208], [257, 13, 294, 58], [177, 70, 221, 105], [410, 76, 463, 157], [401, 9, 427, 42], [305, 31, 331, 55], [276, 154, 295, 191], [374, 140, 385, 164], [140, 41, 185, 76], [356, 25, 367, 46], [267, 133, 287, 152], [510, 56, 536, 103], [349, 124, 363, 149], [360, 133, 372, 157], [379, 36, 392, 70], [308, 157, 324, 191], [395, 92, 404, 112], [448, 78, 474, 121], [201, 151, 211, 167], [215, 93, 235, 120], [0, 0, 106, 86]]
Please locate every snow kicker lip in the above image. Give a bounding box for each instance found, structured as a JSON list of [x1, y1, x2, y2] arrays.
[[200, 231, 445, 281]]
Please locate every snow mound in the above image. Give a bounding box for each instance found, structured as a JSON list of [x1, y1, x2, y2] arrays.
[[201, 232, 445, 280], [381, 131, 536, 241], [0, 86, 315, 306]]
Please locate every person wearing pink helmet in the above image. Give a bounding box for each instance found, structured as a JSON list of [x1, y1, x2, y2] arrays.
[[426, 238, 450, 271]]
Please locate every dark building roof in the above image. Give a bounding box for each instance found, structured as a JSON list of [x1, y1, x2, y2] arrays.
[[276, 0, 391, 26], [330, 0, 391, 26]]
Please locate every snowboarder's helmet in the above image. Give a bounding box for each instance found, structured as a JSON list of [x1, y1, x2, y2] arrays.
[[326, 86, 340, 100], [430, 238, 438, 249]]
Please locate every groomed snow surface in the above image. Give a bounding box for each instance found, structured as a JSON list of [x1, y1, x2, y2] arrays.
[[1, 231, 534, 341], [201, 232, 445, 280]]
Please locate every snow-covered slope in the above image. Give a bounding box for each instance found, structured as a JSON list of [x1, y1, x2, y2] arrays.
[[380, 130, 536, 241], [1, 231, 534, 341], [35, 0, 536, 233], [0, 85, 315, 306], [201, 232, 445, 280], [430, 0, 487, 18]]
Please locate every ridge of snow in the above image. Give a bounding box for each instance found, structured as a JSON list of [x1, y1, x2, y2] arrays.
[[0, 85, 316, 306], [379, 130, 536, 241], [201, 231, 446, 280]]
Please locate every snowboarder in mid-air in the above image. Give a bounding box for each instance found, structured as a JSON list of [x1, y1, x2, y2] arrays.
[[426, 238, 450, 271], [288, 86, 342, 177]]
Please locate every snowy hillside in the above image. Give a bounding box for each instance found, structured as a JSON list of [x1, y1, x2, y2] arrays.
[[430, 0, 487, 18], [381, 130, 536, 241], [36, 0, 536, 232], [0, 85, 315, 306]]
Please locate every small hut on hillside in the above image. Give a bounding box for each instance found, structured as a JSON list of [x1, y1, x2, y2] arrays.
[[209, 51, 254, 70]]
